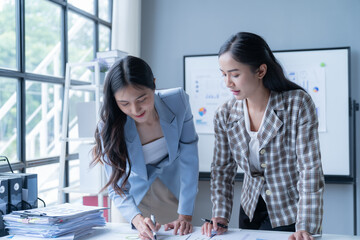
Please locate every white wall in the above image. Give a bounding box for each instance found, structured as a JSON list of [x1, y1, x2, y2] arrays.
[[111, 0, 141, 56]]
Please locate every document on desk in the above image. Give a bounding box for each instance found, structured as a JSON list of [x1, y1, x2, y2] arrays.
[[3, 204, 106, 238], [0, 234, 74, 240], [185, 228, 290, 240], [10, 203, 107, 219], [109, 227, 290, 240]]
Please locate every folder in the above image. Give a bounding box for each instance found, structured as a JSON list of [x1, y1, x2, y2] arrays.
[[0, 173, 38, 209], [0, 176, 22, 213], [0, 179, 8, 214], [0, 210, 6, 237]]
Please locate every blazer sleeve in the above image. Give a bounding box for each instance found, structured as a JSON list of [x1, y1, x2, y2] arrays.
[[105, 164, 142, 223], [295, 93, 324, 234], [210, 103, 238, 221], [177, 90, 199, 216], [97, 124, 141, 223]]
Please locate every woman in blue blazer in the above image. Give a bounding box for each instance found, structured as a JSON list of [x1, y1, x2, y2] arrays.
[[92, 56, 199, 240]]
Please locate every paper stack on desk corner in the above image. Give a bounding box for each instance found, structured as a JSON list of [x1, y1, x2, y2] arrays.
[[2, 203, 107, 239]]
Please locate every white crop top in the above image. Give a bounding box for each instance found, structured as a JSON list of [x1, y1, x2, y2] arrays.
[[243, 99, 269, 173], [142, 137, 168, 165]]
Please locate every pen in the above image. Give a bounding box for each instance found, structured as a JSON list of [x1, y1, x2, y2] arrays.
[[150, 214, 157, 240], [201, 218, 228, 229], [312, 234, 322, 238], [20, 211, 47, 218]]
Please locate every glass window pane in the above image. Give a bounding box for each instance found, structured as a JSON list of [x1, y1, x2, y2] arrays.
[[99, 25, 110, 52], [0, 0, 17, 70], [25, 0, 62, 77], [26, 81, 63, 160], [0, 78, 18, 163], [99, 0, 111, 22], [68, 0, 94, 15], [68, 160, 82, 204], [68, 11, 95, 80], [27, 163, 59, 207]]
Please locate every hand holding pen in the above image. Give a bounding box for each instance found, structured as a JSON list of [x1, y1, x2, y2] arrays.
[[201, 217, 228, 237], [131, 214, 160, 240], [150, 215, 157, 240]]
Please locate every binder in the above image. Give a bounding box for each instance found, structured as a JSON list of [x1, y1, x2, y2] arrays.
[[0, 179, 8, 215], [0, 210, 6, 237], [0, 173, 38, 209], [0, 176, 22, 213]]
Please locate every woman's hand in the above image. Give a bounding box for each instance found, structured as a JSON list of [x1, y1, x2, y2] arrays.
[[288, 230, 314, 240], [201, 217, 228, 237], [164, 214, 193, 235], [132, 214, 161, 240]]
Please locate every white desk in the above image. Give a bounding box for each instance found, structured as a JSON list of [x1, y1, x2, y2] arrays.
[[82, 223, 360, 240]]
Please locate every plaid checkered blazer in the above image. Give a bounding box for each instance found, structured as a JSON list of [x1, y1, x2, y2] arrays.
[[211, 89, 324, 234]]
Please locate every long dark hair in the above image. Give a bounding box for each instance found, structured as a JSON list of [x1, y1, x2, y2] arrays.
[[219, 32, 303, 92], [92, 55, 156, 196]]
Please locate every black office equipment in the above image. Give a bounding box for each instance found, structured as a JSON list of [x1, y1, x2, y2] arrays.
[[0, 210, 6, 237], [0, 179, 8, 215], [0, 173, 38, 209], [0, 176, 22, 213]]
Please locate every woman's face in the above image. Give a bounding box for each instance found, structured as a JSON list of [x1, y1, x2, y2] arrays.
[[114, 84, 156, 124], [219, 51, 263, 100]]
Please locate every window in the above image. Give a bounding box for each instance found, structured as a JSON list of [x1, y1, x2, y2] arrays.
[[0, 0, 17, 70], [99, 0, 111, 22], [68, 0, 95, 15], [0, 77, 18, 163], [0, 0, 112, 204], [99, 25, 111, 52], [25, 0, 62, 76], [68, 11, 95, 80], [25, 81, 63, 160]]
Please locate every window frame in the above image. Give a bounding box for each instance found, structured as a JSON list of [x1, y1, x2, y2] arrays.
[[0, 0, 112, 175]]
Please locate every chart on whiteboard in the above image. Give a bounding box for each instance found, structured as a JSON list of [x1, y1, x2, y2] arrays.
[[188, 68, 232, 134], [185, 55, 328, 134], [282, 65, 326, 132]]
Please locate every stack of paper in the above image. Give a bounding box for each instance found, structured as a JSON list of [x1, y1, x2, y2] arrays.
[[3, 204, 106, 239]]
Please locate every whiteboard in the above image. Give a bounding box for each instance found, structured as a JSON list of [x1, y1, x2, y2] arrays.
[[184, 48, 350, 177]]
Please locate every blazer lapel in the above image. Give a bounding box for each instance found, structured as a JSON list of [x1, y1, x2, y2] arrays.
[[258, 92, 284, 149], [154, 94, 178, 163], [124, 117, 148, 180], [123, 94, 179, 180], [228, 100, 251, 171]]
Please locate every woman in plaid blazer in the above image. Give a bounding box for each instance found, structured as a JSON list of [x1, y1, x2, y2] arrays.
[[202, 32, 324, 240]]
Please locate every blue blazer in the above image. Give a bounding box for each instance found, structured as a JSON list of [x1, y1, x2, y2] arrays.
[[104, 88, 199, 223]]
